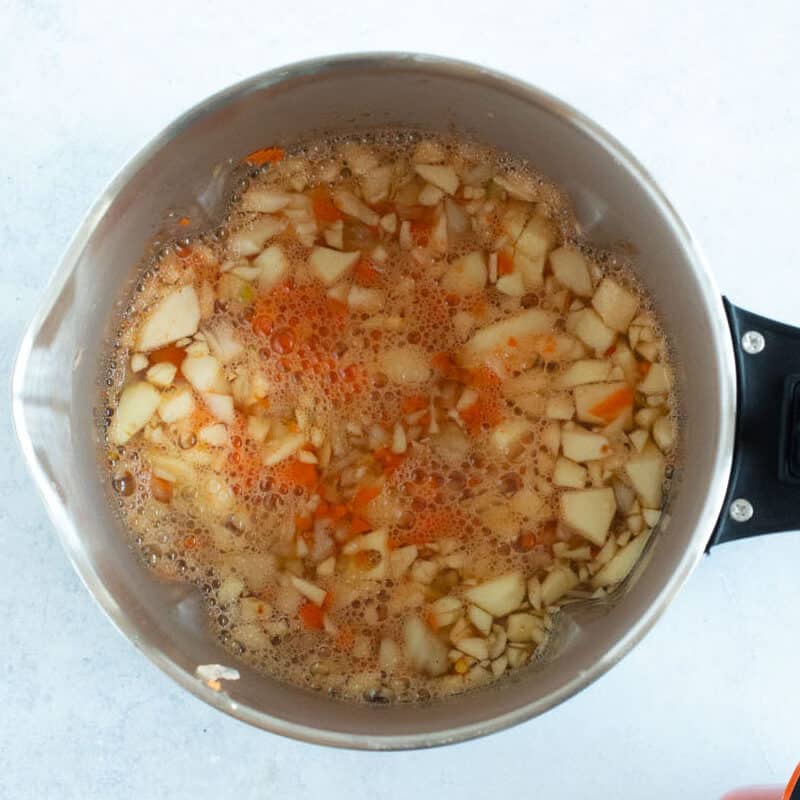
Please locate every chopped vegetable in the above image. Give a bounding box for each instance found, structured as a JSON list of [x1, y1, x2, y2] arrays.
[[299, 601, 324, 630], [560, 487, 616, 546], [550, 247, 593, 297], [245, 146, 285, 166], [309, 246, 360, 285], [465, 572, 526, 617], [136, 286, 201, 352], [110, 382, 161, 445]]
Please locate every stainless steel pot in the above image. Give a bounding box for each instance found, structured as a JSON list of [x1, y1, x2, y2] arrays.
[[13, 53, 797, 749]]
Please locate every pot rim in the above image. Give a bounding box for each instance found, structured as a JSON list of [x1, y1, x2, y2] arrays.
[[12, 51, 737, 749]]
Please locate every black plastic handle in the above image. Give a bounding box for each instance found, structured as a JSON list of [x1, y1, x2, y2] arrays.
[[710, 298, 800, 547]]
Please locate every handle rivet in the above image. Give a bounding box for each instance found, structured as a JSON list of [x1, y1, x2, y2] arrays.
[[729, 498, 754, 522], [741, 330, 765, 354]]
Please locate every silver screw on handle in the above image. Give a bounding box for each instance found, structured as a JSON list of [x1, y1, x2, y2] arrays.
[[729, 498, 754, 522], [741, 330, 765, 354]]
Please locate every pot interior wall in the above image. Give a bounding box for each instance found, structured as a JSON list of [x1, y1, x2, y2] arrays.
[[18, 56, 734, 746]]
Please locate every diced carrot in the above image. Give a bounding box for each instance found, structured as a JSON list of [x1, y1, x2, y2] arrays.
[[507, 336, 518, 348], [353, 257, 380, 287], [401, 395, 428, 414], [274, 458, 318, 491], [604, 344, 617, 357], [245, 146, 285, 166], [330, 503, 349, 520], [589, 386, 635, 423], [638, 360, 651, 376], [497, 250, 514, 276], [149, 344, 186, 369], [353, 486, 381, 511], [295, 514, 313, 532], [150, 473, 173, 503], [327, 297, 348, 317], [310, 186, 343, 223], [410, 220, 431, 246], [313, 499, 331, 520], [183, 534, 197, 550], [178, 216, 191, 226], [299, 601, 324, 630], [349, 516, 373, 535], [516, 531, 537, 551], [335, 624, 354, 650]]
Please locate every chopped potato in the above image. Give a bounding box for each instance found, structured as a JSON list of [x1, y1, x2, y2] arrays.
[[254, 244, 289, 291], [556, 359, 612, 388], [652, 415, 674, 452], [379, 346, 431, 383], [110, 382, 161, 445], [553, 457, 587, 489], [136, 286, 200, 352], [441, 252, 487, 295], [638, 362, 671, 394], [309, 247, 360, 285], [202, 392, 234, 424], [561, 427, 610, 462], [182, 354, 229, 395], [566, 308, 616, 354], [515, 215, 556, 261], [541, 566, 579, 606], [230, 216, 287, 257], [560, 487, 616, 546], [593, 530, 651, 588], [550, 247, 593, 297], [465, 572, 526, 617], [591, 278, 639, 332], [491, 419, 534, 456], [460, 309, 557, 367], [625, 443, 665, 508], [574, 381, 632, 425], [414, 163, 459, 195], [404, 617, 449, 677], [158, 388, 195, 423]]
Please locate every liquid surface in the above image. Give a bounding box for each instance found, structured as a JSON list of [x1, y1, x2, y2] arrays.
[[102, 132, 676, 703]]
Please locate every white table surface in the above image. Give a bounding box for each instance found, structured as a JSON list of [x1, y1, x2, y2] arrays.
[[2, 2, 799, 797]]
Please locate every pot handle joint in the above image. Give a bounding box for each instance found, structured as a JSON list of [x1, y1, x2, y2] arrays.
[[710, 298, 800, 547]]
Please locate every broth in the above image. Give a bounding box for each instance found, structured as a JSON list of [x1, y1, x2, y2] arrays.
[[101, 132, 676, 702]]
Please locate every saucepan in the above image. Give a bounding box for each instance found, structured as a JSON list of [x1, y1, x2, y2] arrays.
[[12, 53, 799, 749]]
